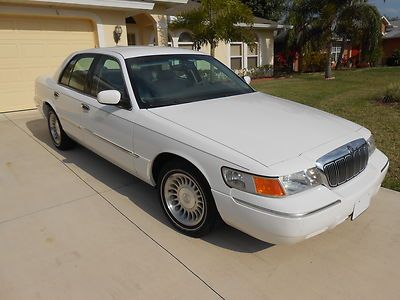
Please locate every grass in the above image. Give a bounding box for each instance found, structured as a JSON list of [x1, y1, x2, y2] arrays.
[[252, 67, 400, 192]]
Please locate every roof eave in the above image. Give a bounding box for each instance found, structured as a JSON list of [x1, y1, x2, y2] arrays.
[[236, 23, 293, 30], [25, 0, 154, 10]]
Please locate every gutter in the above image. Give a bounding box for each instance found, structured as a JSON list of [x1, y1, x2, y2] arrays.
[[26, 0, 154, 10], [236, 23, 293, 30]]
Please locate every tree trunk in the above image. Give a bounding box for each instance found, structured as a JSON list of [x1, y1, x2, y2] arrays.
[[325, 40, 334, 79], [210, 42, 216, 57]]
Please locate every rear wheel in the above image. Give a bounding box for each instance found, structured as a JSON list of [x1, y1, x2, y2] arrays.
[[158, 160, 219, 237], [47, 109, 74, 150]]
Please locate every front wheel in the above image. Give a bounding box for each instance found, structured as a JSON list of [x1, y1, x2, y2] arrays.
[[158, 161, 219, 237]]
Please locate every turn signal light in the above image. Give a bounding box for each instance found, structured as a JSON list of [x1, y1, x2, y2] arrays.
[[253, 177, 285, 197]]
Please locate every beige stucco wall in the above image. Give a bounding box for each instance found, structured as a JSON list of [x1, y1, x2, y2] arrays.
[[1, 1, 276, 69], [0, 2, 135, 47], [168, 28, 275, 69]]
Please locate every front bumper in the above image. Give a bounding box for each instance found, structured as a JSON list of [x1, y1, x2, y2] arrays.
[[212, 149, 389, 244]]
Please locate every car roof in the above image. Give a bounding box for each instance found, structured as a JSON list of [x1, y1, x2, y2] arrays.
[[80, 46, 208, 59]]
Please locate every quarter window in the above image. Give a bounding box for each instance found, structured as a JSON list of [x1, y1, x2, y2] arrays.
[[60, 55, 95, 92], [69, 57, 95, 92]]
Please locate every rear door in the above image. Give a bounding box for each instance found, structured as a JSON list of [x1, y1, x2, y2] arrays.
[[80, 54, 136, 174], [55, 54, 96, 142]]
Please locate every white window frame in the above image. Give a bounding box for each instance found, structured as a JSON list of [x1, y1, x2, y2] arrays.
[[178, 32, 194, 50], [229, 41, 260, 70], [331, 46, 342, 63], [246, 42, 259, 70], [230, 42, 244, 70]]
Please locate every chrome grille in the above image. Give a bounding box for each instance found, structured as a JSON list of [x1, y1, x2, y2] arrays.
[[316, 139, 369, 187]]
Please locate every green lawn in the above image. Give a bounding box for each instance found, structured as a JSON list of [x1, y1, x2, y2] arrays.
[[252, 67, 400, 192]]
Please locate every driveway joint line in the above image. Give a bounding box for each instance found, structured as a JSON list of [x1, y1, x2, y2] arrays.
[[5, 114, 225, 300], [0, 195, 92, 226]]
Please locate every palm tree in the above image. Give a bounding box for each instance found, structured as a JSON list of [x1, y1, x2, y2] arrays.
[[288, 0, 382, 79], [171, 0, 256, 57]]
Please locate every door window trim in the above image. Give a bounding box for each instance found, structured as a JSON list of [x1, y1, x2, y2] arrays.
[[58, 53, 98, 94], [89, 54, 132, 110]]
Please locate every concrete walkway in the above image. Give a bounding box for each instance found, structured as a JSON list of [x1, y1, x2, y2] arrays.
[[1, 110, 399, 300]]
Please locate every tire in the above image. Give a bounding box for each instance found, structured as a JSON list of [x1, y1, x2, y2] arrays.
[[158, 160, 219, 237], [47, 109, 74, 150]]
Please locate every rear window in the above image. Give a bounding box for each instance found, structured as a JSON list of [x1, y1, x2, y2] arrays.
[[59, 55, 95, 92]]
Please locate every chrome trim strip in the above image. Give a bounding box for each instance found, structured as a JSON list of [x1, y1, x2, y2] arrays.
[[316, 138, 369, 187], [381, 160, 389, 173], [90, 131, 139, 157], [233, 198, 342, 219], [316, 138, 367, 170]]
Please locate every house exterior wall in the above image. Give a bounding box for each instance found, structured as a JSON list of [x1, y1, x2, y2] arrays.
[[168, 28, 275, 71], [0, 2, 132, 47], [383, 38, 400, 64]]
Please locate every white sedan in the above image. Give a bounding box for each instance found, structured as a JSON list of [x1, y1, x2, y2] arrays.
[[35, 47, 389, 244]]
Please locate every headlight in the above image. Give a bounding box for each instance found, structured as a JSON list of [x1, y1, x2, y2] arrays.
[[221, 167, 321, 197], [367, 135, 376, 156], [279, 168, 321, 196]]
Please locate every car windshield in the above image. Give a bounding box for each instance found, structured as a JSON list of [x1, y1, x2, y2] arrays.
[[125, 54, 255, 108]]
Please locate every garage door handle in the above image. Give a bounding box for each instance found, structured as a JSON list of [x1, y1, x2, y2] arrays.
[[81, 103, 90, 111], [54, 91, 59, 98]]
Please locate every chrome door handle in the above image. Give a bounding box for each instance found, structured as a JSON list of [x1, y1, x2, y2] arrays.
[[81, 103, 90, 111], [54, 91, 59, 98]]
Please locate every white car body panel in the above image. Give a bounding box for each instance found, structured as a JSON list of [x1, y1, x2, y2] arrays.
[[34, 46, 389, 244], [150, 92, 362, 168]]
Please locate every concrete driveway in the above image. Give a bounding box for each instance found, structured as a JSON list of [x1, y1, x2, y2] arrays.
[[1, 110, 399, 300]]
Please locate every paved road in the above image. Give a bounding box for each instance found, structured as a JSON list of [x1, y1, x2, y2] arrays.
[[1, 110, 399, 300]]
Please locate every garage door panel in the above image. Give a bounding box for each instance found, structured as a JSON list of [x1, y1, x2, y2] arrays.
[[0, 44, 19, 59], [0, 15, 96, 112]]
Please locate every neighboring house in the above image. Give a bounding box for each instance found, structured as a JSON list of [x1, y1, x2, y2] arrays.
[[0, 0, 285, 113], [162, 1, 286, 72], [381, 16, 400, 64]]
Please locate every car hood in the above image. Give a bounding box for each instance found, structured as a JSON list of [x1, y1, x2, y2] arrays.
[[149, 92, 362, 167]]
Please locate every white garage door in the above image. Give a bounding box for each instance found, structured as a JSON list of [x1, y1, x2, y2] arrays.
[[0, 15, 97, 112]]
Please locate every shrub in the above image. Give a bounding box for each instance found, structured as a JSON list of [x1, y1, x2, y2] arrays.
[[381, 83, 400, 103], [301, 52, 327, 73], [387, 49, 400, 66], [235, 65, 274, 79]]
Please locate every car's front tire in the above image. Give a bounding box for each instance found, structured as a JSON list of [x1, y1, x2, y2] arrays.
[[47, 109, 74, 150], [158, 160, 219, 237]]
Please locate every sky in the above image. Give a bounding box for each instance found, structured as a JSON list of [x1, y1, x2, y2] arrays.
[[369, 0, 400, 18]]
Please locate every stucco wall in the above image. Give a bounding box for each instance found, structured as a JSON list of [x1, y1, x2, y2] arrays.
[[0, 2, 133, 47], [168, 28, 275, 69]]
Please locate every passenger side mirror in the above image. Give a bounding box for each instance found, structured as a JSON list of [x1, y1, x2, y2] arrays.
[[243, 76, 251, 85], [97, 90, 121, 105]]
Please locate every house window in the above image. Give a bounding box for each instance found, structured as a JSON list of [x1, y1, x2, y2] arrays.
[[331, 45, 342, 63], [247, 43, 258, 69], [230, 42, 259, 70], [230, 42, 243, 70], [178, 32, 193, 50]]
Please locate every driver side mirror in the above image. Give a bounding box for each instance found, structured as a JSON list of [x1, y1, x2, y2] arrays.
[[97, 90, 121, 105], [243, 76, 251, 85]]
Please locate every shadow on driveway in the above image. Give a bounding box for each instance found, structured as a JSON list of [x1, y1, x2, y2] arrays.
[[26, 118, 273, 253]]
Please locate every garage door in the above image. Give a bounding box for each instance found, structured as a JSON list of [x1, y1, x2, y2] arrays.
[[0, 15, 97, 112]]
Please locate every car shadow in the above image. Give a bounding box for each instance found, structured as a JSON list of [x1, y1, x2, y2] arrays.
[[26, 118, 273, 253]]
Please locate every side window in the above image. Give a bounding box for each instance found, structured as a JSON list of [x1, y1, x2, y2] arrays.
[[68, 56, 95, 92], [59, 58, 76, 85], [91, 56, 131, 108]]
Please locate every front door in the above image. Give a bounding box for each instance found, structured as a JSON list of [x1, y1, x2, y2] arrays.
[[80, 55, 135, 174]]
